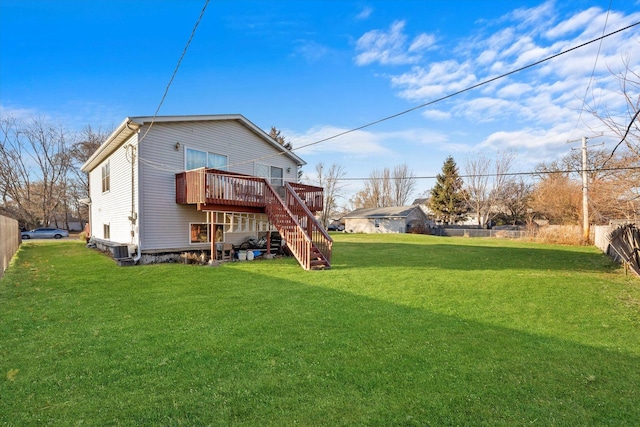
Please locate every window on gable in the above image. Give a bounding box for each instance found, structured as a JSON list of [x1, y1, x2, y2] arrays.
[[186, 148, 227, 170], [101, 161, 110, 193]]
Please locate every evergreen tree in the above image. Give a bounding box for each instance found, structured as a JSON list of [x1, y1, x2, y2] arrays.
[[429, 156, 468, 224], [269, 126, 292, 150]]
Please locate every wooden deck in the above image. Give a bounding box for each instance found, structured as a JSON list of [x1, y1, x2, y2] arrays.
[[176, 168, 324, 212], [176, 168, 331, 270]]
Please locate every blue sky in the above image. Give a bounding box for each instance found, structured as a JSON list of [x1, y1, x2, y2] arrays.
[[1, 0, 639, 203]]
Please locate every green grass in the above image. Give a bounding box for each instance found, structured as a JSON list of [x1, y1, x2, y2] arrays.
[[1, 234, 639, 426]]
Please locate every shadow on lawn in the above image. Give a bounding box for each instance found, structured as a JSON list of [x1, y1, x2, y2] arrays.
[[332, 240, 617, 273], [2, 246, 639, 425], [192, 268, 640, 425]]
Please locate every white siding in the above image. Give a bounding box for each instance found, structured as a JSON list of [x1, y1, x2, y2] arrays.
[[89, 134, 138, 245], [345, 218, 407, 234], [137, 120, 298, 252]]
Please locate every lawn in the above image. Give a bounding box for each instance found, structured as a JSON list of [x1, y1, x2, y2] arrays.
[[1, 234, 639, 426]]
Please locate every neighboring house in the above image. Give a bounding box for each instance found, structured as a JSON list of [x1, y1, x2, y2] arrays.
[[81, 114, 331, 270], [343, 206, 430, 234], [411, 198, 437, 225]]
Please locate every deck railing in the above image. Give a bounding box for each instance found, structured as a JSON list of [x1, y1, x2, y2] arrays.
[[176, 168, 331, 269], [176, 169, 324, 212], [263, 181, 314, 270], [285, 182, 332, 265], [288, 182, 324, 212]]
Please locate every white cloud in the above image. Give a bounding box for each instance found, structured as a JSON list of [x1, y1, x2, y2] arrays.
[[0, 104, 38, 120], [505, 0, 556, 31], [355, 6, 373, 21], [496, 82, 532, 98], [390, 61, 477, 101], [292, 40, 330, 62], [289, 125, 392, 157], [421, 109, 451, 121], [354, 20, 436, 66], [545, 7, 601, 39], [409, 33, 436, 52]]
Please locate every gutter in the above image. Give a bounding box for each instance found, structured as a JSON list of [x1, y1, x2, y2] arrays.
[[81, 118, 140, 172]]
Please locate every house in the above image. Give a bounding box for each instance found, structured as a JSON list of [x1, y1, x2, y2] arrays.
[[343, 206, 430, 234], [81, 114, 331, 270]]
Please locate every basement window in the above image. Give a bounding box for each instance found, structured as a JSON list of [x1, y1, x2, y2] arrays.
[[190, 223, 210, 244]]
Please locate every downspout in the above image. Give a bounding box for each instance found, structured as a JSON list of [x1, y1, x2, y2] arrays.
[[131, 143, 142, 263], [126, 120, 142, 263]]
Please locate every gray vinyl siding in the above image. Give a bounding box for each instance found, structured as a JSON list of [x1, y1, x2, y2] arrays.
[[137, 120, 298, 252], [89, 134, 138, 244]]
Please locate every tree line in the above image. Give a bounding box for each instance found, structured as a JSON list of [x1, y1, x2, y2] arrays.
[[0, 116, 109, 230], [311, 145, 638, 230], [310, 57, 640, 229]]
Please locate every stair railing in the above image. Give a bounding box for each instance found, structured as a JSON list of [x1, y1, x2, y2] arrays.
[[263, 180, 314, 270], [285, 182, 332, 265]]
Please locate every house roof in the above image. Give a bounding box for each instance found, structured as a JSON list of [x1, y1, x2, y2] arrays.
[[343, 206, 427, 219], [81, 114, 305, 172]]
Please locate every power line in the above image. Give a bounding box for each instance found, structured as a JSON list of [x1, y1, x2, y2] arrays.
[[571, 0, 612, 136], [335, 165, 640, 181], [138, 0, 210, 144], [225, 20, 640, 169]]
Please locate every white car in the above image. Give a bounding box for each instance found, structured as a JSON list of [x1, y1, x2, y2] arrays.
[[21, 228, 69, 239]]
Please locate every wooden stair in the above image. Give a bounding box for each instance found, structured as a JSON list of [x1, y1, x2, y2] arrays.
[[309, 246, 330, 269], [263, 181, 332, 270]]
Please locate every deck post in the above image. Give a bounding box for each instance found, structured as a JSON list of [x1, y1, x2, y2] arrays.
[[267, 231, 272, 254]]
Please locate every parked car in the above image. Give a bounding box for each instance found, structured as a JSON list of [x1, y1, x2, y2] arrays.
[[21, 228, 69, 239], [327, 224, 345, 231]]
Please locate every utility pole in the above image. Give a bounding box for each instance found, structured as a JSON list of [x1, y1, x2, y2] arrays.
[[567, 135, 602, 243], [580, 136, 589, 243]]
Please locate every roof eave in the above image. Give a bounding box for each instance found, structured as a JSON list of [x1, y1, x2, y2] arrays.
[[81, 118, 140, 172], [128, 114, 306, 167]]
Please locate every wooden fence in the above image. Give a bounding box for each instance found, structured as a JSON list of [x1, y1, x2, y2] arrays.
[[0, 214, 20, 279]]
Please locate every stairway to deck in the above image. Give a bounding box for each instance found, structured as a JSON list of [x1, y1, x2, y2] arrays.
[[263, 181, 332, 270]]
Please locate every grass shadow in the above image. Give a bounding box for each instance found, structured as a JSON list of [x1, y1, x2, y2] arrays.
[[2, 242, 639, 425]]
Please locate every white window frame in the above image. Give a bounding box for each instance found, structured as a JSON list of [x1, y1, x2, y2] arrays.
[[101, 161, 110, 193], [185, 147, 227, 170], [255, 163, 284, 186]]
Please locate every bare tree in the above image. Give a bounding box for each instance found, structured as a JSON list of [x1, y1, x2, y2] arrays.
[[562, 147, 639, 223], [0, 116, 72, 228], [392, 163, 416, 206], [352, 164, 416, 209], [531, 161, 581, 225], [463, 151, 514, 227], [499, 178, 533, 225], [352, 168, 390, 209], [586, 53, 640, 159], [312, 163, 347, 227], [67, 125, 110, 223]]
